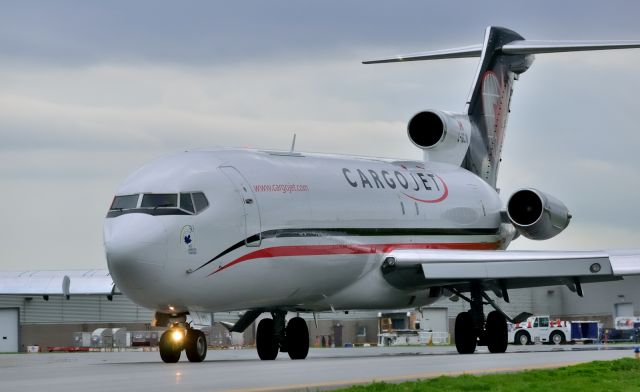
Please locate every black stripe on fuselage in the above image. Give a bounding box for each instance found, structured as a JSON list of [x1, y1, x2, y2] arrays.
[[189, 227, 500, 273]]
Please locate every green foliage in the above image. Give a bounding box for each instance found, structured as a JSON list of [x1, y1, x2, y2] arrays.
[[337, 358, 640, 392]]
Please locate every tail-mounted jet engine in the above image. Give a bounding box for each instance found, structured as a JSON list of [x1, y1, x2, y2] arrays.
[[506, 188, 571, 240], [407, 110, 472, 165]]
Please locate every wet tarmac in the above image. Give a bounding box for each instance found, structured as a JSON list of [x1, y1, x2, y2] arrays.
[[1, 344, 637, 391]]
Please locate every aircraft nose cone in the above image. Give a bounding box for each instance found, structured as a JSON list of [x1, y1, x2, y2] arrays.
[[104, 214, 168, 299], [104, 214, 167, 257]]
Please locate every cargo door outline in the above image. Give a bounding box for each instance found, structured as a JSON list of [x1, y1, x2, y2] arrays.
[[219, 166, 262, 247]]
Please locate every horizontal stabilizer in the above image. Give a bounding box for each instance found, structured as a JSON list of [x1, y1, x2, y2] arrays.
[[363, 45, 482, 64], [363, 40, 640, 65], [502, 40, 640, 55]]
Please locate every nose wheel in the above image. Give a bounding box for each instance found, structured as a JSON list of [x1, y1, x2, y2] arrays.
[[256, 312, 309, 360], [159, 328, 183, 363], [185, 329, 207, 362], [159, 326, 208, 363]]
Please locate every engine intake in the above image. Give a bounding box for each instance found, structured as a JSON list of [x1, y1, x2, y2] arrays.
[[407, 110, 471, 165], [408, 111, 445, 148], [507, 189, 571, 240]]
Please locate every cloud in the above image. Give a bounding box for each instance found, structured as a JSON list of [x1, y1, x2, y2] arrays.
[[0, 59, 472, 156], [2, 1, 639, 67]]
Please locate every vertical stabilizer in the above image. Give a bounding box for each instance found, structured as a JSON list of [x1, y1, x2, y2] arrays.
[[462, 27, 533, 187]]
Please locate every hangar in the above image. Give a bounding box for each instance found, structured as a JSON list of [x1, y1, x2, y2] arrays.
[[1, 269, 639, 352]]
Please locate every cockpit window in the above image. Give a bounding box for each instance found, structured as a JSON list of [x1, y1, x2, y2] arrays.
[[192, 192, 209, 212], [180, 193, 195, 213], [141, 193, 177, 208], [110, 194, 139, 210], [107, 192, 209, 217]]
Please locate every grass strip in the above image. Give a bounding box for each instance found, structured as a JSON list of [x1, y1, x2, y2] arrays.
[[336, 357, 640, 392]]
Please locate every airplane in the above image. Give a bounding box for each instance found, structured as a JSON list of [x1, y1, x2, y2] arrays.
[[103, 26, 640, 363]]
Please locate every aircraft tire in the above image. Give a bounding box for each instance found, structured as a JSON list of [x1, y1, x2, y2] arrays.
[[286, 317, 309, 360], [257, 318, 279, 360], [185, 329, 207, 362], [454, 312, 476, 354], [159, 330, 182, 363], [486, 311, 508, 353]]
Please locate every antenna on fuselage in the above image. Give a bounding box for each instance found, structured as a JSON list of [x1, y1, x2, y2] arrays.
[[289, 133, 297, 153]]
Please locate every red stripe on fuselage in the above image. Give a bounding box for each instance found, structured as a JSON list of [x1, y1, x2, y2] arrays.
[[208, 241, 500, 276], [401, 174, 449, 203]]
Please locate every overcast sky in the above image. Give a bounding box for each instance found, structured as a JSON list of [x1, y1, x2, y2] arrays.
[[1, 1, 639, 270]]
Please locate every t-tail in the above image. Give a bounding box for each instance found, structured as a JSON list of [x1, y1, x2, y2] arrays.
[[364, 26, 640, 188]]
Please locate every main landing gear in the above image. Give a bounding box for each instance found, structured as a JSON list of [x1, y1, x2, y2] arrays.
[[159, 324, 207, 363], [453, 282, 511, 354], [256, 311, 310, 360]]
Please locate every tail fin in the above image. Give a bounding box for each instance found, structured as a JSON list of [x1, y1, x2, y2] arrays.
[[364, 26, 640, 187], [463, 27, 527, 187]]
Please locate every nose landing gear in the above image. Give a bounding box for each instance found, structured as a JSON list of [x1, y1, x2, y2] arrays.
[[159, 323, 208, 363], [256, 311, 310, 360]]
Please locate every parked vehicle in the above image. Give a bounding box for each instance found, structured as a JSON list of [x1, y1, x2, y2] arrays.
[[508, 316, 599, 345], [603, 317, 640, 343]]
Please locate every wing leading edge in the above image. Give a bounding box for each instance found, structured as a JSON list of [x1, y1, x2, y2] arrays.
[[381, 249, 640, 293]]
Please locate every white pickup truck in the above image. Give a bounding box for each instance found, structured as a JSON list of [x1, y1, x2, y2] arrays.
[[508, 316, 571, 345]]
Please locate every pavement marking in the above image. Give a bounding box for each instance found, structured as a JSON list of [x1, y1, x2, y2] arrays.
[[227, 360, 590, 392]]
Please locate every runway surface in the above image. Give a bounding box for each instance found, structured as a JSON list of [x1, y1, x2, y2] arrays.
[[1, 344, 637, 392]]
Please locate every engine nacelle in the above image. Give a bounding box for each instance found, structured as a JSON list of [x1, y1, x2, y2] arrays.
[[407, 110, 472, 165], [506, 188, 571, 240]]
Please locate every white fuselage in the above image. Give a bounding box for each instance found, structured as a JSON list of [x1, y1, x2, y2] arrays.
[[104, 148, 511, 315]]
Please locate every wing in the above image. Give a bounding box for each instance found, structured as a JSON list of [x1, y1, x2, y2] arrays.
[[381, 249, 640, 296]]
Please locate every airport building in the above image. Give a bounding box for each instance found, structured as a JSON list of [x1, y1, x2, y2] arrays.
[[1, 270, 639, 352]]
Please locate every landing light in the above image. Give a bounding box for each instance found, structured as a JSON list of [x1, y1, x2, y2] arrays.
[[171, 329, 184, 342]]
